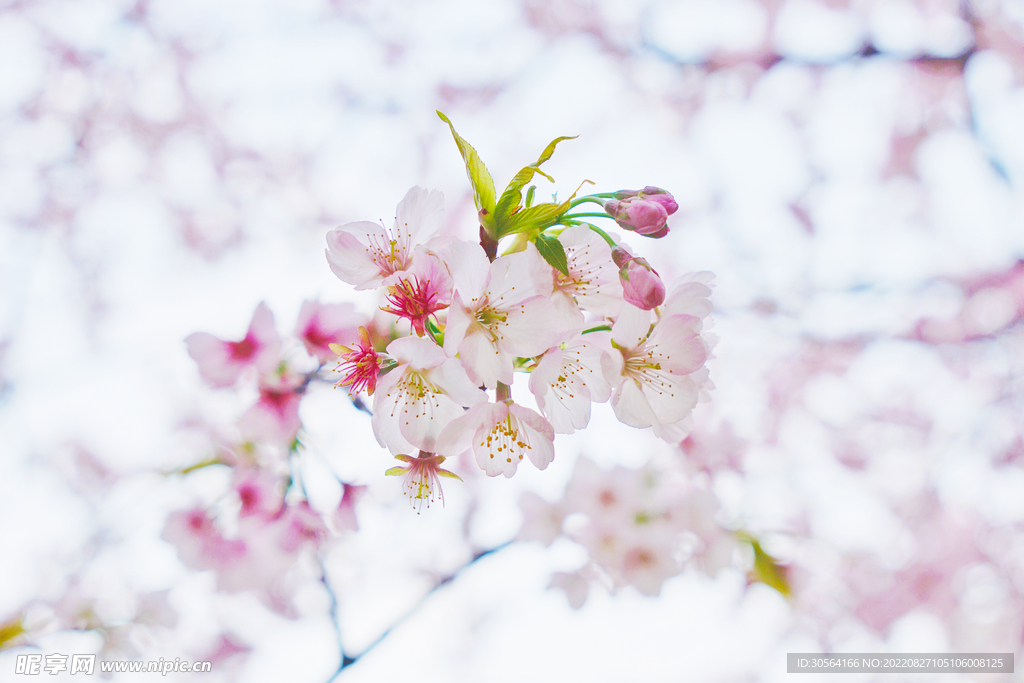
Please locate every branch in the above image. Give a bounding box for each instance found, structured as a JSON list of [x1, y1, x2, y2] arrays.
[[326, 541, 513, 680]]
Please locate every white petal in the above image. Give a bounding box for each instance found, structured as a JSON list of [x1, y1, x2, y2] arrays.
[[430, 358, 488, 407], [435, 403, 490, 458], [441, 239, 491, 302], [646, 315, 708, 375], [386, 335, 447, 369], [509, 403, 556, 470], [457, 327, 513, 389], [399, 390, 465, 453], [325, 222, 391, 290], [394, 187, 444, 249], [487, 246, 551, 305], [498, 296, 563, 358], [442, 292, 472, 358], [611, 304, 654, 349], [371, 372, 418, 454], [611, 379, 658, 429]]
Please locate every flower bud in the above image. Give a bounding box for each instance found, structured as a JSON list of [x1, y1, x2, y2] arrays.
[[611, 245, 666, 310], [640, 186, 678, 215], [603, 197, 669, 237], [612, 187, 678, 216]]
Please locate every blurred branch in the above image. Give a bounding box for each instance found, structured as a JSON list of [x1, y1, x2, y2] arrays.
[[327, 541, 512, 680]]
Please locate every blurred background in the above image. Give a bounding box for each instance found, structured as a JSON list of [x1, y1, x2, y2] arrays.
[[1, 0, 1024, 680]]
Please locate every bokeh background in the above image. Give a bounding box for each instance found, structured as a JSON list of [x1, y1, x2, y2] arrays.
[[2, 0, 1024, 681]]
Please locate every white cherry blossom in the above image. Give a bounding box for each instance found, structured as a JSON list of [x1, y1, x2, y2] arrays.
[[443, 243, 565, 389], [371, 335, 486, 455], [435, 400, 555, 478], [528, 331, 611, 434], [552, 224, 624, 319], [325, 186, 444, 290], [602, 304, 711, 441]]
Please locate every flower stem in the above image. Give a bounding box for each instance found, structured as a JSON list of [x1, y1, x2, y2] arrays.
[[561, 212, 611, 221], [495, 382, 512, 402], [583, 223, 618, 248]]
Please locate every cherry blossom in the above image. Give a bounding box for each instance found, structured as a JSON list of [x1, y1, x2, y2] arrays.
[[294, 299, 364, 364], [384, 451, 462, 513], [185, 302, 282, 388], [238, 368, 304, 447], [234, 469, 284, 520], [443, 243, 565, 388], [551, 225, 624, 318], [602, 304, 711, 442], [325, 186, 444, 290], [528, 331, 611, 434], [331, 326, 384, 396], [435, 399, 555, 478], [371, 335, 486, 455], [332, 483, 366, 533], [380, 247, 453, 337]]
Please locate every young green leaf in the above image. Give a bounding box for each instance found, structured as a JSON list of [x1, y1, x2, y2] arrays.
[[738, 532, 791, 597], [436, 111, 497, 231], [494, 135, 576, 236], [534, 233, 569, 276]]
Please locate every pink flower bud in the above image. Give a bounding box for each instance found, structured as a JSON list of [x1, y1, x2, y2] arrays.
[[613, 186, 678, 214], [639, 186, 678, 215], [603, 197, 669, 237], [613, 245, 666, 310]]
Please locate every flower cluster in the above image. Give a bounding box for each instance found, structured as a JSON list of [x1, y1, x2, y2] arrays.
[[322, 113, 716, 508], [519, 457, 743, 604], [171, 300, 370, 614]]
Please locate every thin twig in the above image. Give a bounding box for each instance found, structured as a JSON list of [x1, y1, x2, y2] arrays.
[[327, 541, 513, 680]]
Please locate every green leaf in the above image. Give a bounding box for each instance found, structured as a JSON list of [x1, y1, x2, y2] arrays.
[[514, 202, 565, 233], [0, 617, 25, 648], [494, 135, 576, 235], [534, 234, 569, 276], [739, 532, 791, 597], [437, 111, 497, 230]]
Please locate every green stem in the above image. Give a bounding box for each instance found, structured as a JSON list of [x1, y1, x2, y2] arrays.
[[561, 212, 611, 221], [582, 324, 612, 334], [495, 382, 512, 402], [569, 196, 609, 209], [583, 223, 618, 248], [425, 318, 444, 346]]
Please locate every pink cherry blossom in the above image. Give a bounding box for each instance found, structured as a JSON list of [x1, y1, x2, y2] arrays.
[[385, 451, 462, 513], [161, 508, 246, 572], [325, 186, 444, 290], [602, 305, 710, 441], [518, 491, 565, 546], [185, 302, 282, 388], [380, 247, 453, 336], [528, 331, 611, 434], [331, 326, 383, 396], [442, 242, 564, 388], [371, 335, 486, 455], [234, 469, 284, 520], [294, 299, 364, 364], [275, 501, 328, 554], [435, 399, 555, 478], [238, 368, 304, 447], [332, 483, 365, 533]]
